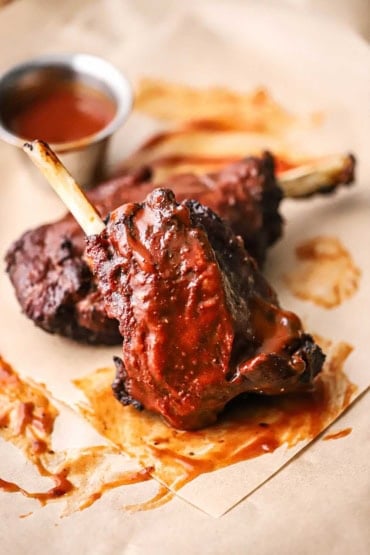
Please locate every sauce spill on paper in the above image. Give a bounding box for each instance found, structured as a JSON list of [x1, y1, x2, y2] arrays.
[[0, 473, 73, 503], [0, 338, 357, 515], [121, 78, 309, 180], [124, 140, 297, 176], [134, 79, 295, 131], [0, 356, 164, 515], [75, 338, 357, 491], [323, 427, 352, 441], [126, 485, 174, 512], [285, 236, 361, 308]]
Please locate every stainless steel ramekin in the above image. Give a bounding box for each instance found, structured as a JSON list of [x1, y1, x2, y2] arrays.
[[0, 53, 133, 187]]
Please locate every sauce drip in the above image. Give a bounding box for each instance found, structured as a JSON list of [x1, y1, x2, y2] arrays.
[[323, 427, 352, 441], [8, 82, 116, 144], [250, 296, 302, 356], [0, 473, 73, 504], [75, 338, 357, 492], [125, 485, 174, 512]]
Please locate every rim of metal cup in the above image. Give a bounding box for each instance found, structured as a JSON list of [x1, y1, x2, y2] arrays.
[[0, 53, 133, 153]]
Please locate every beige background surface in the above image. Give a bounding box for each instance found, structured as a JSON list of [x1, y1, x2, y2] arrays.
[[0, 1, 369, 553]]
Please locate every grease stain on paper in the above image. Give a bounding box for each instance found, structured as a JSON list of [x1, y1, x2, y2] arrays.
[[285, 236, 361, 308]]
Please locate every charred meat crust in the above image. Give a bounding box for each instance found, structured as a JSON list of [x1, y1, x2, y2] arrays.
[[4, 168, 153, 344], [4, 151, 355, 345], [112, 356, 144, 411], [4, 155, 283, 343]]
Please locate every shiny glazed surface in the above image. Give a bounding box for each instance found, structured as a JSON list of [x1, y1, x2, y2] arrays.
[[86, 189, 324, 429]]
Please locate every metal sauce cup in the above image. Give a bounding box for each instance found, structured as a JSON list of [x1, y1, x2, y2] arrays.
[[0, 53, 132, 187]]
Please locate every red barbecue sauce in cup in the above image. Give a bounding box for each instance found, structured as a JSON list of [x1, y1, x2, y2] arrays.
[[8, 81, 116, 144]]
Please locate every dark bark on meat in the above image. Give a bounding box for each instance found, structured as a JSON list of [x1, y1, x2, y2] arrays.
[[5, 154, 282, 343], [4, 152, 355, 345], [86, 189, 325, 430], [4, 167, 153, 344], [168, 152, 283, 265]]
